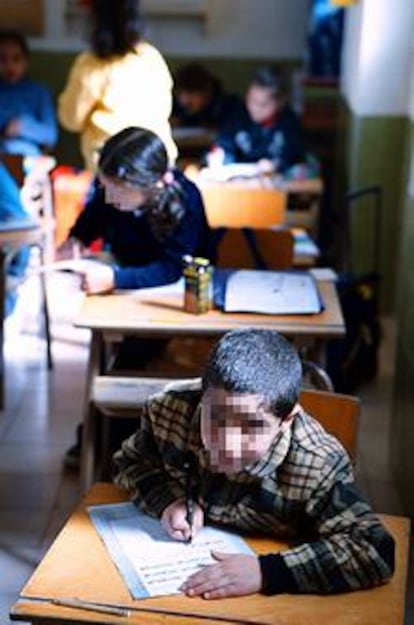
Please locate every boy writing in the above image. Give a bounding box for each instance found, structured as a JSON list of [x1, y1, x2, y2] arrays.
[[113, 329, 394, 598]]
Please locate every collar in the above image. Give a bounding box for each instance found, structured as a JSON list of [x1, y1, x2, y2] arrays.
[[260, 111, 279, 129]]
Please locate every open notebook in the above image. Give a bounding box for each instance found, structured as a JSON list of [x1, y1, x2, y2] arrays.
[[213, 269, 323, 315]]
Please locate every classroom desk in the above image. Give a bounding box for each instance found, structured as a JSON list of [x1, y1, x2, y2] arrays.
[[74, 277, 344, 489], [10, 482, 410, 625]]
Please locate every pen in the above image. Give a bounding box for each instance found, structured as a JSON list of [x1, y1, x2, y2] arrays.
[[51, 597, 130, 617], [183, 459, 194, 543]]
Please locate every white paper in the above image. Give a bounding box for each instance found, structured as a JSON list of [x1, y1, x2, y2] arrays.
[[224, 270, 322, 314], [37, 258, 108, 275], [199, 163, 260, 182], [89, 503, 254, 599]]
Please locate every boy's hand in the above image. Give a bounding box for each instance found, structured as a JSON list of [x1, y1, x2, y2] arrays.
[[181, 552, 262, 599], [81, 264, 115, 294], [161, 499, 204, 541]]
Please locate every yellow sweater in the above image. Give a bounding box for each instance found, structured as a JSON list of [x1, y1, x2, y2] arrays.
[[58, 42, 177, 170]]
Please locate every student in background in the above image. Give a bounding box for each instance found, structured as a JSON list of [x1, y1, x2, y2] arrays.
[[0, 162, 33, 316], [0, 31, 57, 156], [60, 126, 213, 293], [58, 0, 177, 171], [114, 328, 395, 598], [212, 65, 305, 176], [171, 63, 243, 131]]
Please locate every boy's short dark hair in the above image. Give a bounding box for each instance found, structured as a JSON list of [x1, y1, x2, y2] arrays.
[[202, 329, 302, 419], [175, 63, 222, 96], [250, 65, 288, 100], [0, 31, 29, 58]]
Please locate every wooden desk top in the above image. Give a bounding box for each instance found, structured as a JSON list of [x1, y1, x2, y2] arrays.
[[11, 482, 410, 625], [74, 280, 345, 340]]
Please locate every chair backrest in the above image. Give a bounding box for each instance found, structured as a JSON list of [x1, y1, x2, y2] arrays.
[[299, 388, 360, 459], [202, 184, 287, 228], [216, 227, 294, 270]]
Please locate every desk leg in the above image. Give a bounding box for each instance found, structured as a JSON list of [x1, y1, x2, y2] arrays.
[[0, 249, 5, 410], [80, 331, 103, 492]]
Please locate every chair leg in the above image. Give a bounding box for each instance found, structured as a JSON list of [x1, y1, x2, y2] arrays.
[[38, 245, 53, 370]]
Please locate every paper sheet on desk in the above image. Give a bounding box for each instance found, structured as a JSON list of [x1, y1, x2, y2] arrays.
[[89, 503, 254, 599], [199, 163, 260, 182], [224, 270, 322, 314], [37, 258, 110, 275]]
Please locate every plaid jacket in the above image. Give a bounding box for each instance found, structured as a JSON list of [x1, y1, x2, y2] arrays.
[[113, 379, 395, 595]]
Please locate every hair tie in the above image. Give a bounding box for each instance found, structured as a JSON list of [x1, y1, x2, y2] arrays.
[[163, 170, 174, 186]]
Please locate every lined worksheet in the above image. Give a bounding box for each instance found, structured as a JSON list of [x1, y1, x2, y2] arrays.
[[89, 503, 254, 599]]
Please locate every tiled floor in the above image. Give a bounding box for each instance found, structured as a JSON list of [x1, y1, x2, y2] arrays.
[[0, 273, 412, 624]]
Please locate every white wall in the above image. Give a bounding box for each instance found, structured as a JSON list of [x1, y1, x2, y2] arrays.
[[147, 0, 310, 59], [31, 0, 310, 60], [341, 0, 414, 116]]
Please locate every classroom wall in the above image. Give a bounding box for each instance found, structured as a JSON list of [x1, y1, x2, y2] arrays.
[[339, 0, 414, 312], [33, 0, 310, 60], [145, 0, 310, 60], [391, 53, 414, 515], [341, 0, 413, 116], [342, 0, 414, 515]]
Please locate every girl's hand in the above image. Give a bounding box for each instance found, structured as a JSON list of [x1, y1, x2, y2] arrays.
[[81, 264, 115, 294]]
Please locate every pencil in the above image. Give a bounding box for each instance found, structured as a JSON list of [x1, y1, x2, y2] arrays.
[[184, 459, 194, 543], [51, 597, 130, 617], [49, 597, 271, 625]]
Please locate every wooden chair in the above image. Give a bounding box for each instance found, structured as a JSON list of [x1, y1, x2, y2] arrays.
[[201, 184, 286, 228], [299, 388, 360, 459], [1, 154, 54, 369], [215, 227, 294, 270]]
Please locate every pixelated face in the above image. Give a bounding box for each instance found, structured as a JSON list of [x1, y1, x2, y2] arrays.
[[177, 90, 211, 115], [200, 387, 280, 474], [246, 85, 280, 124], [99, 174, 148, 212], [0, 41, 28, 83]]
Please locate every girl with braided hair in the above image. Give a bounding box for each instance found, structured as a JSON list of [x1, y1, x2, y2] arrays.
[[60, 126, 214, 294]]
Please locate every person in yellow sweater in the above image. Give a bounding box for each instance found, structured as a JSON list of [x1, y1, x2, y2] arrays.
[[58, 0, 177, 170]]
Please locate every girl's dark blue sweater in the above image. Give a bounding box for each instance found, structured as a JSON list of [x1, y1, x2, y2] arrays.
[[69, 170, 215, 290]]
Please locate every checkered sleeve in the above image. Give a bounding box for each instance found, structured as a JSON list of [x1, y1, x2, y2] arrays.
[[264, 455, 395, 594], [112, 398, 186, 517]]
